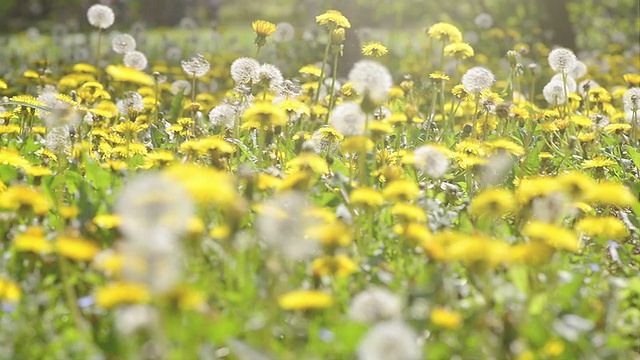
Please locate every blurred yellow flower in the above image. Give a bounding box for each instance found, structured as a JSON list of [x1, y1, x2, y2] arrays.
[[96, 282, 150, 308], [575, 216, 629, 241], [427, 22, 462, 43], [278, 290, 333, 310], [56, 236, 101, 261], [312, 255, 357, 277], [13, 226, 52, 254], [430, 307, 462, 329]]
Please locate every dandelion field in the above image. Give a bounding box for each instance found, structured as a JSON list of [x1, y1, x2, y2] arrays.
[[0, 2, 639, 359]]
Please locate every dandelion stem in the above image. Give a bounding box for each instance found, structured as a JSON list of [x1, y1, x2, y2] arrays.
[[327, 51, 340, 119], [314, 34, 333, 106]]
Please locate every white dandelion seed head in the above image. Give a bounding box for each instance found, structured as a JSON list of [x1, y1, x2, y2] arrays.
[[273, 22, 295, 43], [413, 145, 450, 179], [256, 63, 284, 93], [330, 101, 366, 137], [44, 126, 71, 154], [543, 80, 567, 105], [116, 91, 144, 116], [87, 4, 115, 29], [568, 60, 587, 79], [181, 54, 211, 78], [115, 305, 158, 335], [623, 87, 640, 112], [348, 60, 393, 105], [279, 79, 303, 98], [170, 80, 191, 96], [550, 73, 577, 93], [474, 13, 494, 29], [256, 191, 320, 260], [578, 79, 601, 97], [115, 172, 195, 245], [461, 66, 495, 95], [349, 287, 403, 323], [356, 320, 422, 360], [548, 47, 578, 73], [209, 103, 237, 129], [230, 57, 261, 85], [531, 193, 570, 223], [112, 33, 137, 54], [123, 50, 148, 71]]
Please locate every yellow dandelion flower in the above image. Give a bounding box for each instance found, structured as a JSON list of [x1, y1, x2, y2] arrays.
[[429, 71, 450, 81], [542, 340, 565, 357], [469, 188, 517, 218], [350, 187, 384, 208], [430, 307, 462, 330], [299, 64, 322, 77], [13, 226, 52, 254], [287, 153, 329, 174], [96, 282, 150, 308], [278, 290, 333, 310], [362, 41, 388, 57], [584, 181, 638, 207], [312, 255, 357, 277], [582, 157, 616, 170], [317, 127, 344, 143], [383, 180, 420, 202], [242, 101, 287, 128], [0, 278, 21, 302], [307, 222, 353, 247], [391, 203, 427, 222], [340, 136, 374, 154], [523, 221, 579, 252], [556, 172, 596, 199], [59, 206, 80, 220], [444, 42, 474, 59], [483, 138, 525, 156], [252, 20, 277, 37], [73, 63, 98, 74], [603, 123, 631, 135], [22, 165, 53, 177], [623, 73, 640, 86], [315, 10, 351, 29], [515, 177, 562, 205], [0, 185, 51, 215], [576, 216, 629, 241], [105, 65, 154, 86], [56, 236, 101, 261], [427, 22, 462, 43], [508, 242, 555, 265], [93, 214, 121, 229]]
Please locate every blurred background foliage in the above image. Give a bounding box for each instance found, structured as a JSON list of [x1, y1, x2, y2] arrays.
[[0, 0, 637, 51]]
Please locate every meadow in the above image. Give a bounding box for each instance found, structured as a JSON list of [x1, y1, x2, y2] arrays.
[[0, 2, 639, 359]]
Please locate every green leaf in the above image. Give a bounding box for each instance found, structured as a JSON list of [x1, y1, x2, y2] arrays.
[[508, 266, 530, 295], [0, 101, 53, 113], [167, 91, 185, 124], [626, 145, 640, 172], [528, 293, 547, 315]]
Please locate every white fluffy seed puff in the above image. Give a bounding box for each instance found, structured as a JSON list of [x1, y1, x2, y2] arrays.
[[348, 60, 393, 106], [461, 66, 495, 95], [87, 4, 115, 29], [413, 145, 450, 179], [548, 47, 578, 73], [330, 101, 367, 137], [356, 320, 422, 360]]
